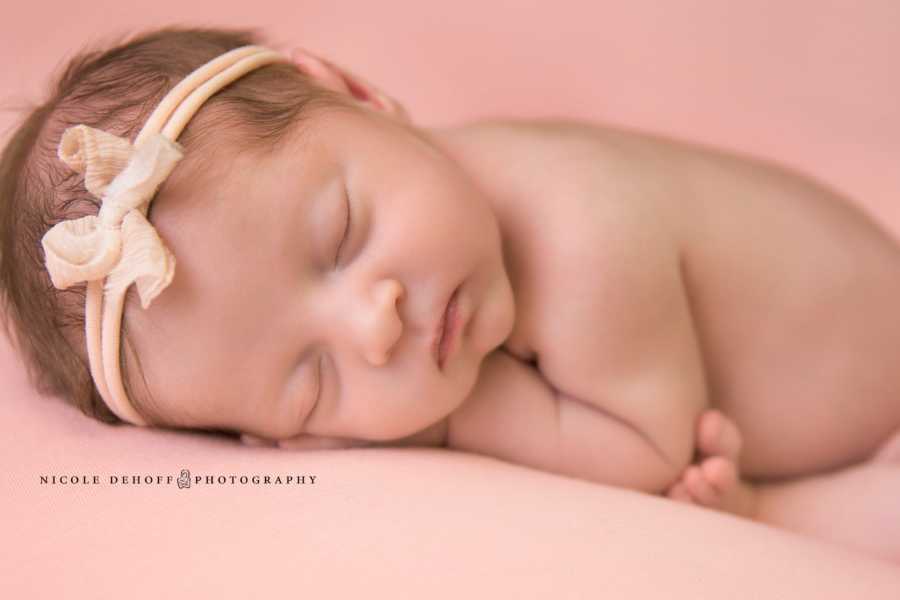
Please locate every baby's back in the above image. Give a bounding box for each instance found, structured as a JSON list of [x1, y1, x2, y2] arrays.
[[448, 118, 900, 480], [666, 132, 900, 478]]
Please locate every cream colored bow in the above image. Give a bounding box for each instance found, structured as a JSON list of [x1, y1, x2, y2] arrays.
[[41, 125, 183, 309]]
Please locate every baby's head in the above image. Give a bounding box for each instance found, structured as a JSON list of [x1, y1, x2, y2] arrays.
[[0, 26, 515, 446]]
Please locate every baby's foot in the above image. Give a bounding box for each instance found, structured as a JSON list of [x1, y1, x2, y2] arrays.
[[666, 410, 757, 518]]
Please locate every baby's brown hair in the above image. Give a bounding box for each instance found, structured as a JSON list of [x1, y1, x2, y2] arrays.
[[0, 26, 346, 427]]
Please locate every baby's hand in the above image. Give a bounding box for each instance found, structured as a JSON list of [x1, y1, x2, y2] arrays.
[[239, 419, 448, 450], [665, 409, 758, 518], [240, 433, 375, 450]]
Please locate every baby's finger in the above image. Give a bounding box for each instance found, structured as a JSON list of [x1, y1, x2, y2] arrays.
[[277, 434, 372, 451], [240, 433, 277, 447]]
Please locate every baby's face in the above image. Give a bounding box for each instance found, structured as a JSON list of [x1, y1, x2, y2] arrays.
[[124, 106, 515, 442]]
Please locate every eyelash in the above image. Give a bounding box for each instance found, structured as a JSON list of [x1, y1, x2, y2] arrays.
[[314, 354, 324, 408], [320, 190, 352, 404], [334, 193, 351, 267]]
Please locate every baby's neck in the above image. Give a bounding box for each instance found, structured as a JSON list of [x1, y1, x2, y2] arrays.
[[424, 121, 527, 230]]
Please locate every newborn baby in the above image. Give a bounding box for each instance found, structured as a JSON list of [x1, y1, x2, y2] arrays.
[[1, 27, 898, 564]]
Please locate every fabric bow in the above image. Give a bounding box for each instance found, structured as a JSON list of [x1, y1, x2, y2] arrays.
[[41, 125, 183, 309]]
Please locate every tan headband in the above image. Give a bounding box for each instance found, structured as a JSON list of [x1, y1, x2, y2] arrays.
[[41, 45, 289, 425]]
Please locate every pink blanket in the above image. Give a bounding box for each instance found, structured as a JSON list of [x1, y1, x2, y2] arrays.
[[1, 335, 899, 596]]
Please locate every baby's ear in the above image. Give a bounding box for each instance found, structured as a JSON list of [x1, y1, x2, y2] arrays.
[[289, 48, 411, 122], [276, 433, 374, 451]]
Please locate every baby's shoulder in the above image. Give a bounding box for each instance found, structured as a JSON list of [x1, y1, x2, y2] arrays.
[[473, 122, 684, 380], [446, 117, 680, 210], [447, 117, 619, 163]]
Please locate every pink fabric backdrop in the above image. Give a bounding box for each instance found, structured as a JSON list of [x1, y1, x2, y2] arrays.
[[2, 1, 898, 233], [2, 1, 899, 597]]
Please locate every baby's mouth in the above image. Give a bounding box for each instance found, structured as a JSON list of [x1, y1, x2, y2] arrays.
[[433, 285, 461, 371]]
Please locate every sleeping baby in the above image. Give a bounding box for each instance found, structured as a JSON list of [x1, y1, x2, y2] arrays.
[[1, 26, 898, 564]]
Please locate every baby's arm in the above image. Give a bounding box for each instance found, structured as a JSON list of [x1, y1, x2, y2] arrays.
[[448, 193, 709, 492], [448, 349, 699, 493], [240, 418, 448, 449]]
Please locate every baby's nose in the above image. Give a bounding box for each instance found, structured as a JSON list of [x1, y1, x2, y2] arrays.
[[360, 279, 404, 366]]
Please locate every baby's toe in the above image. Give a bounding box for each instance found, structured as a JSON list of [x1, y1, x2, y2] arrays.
[[697, 410, 724, 454], [684, 465, 720, 506], [700, 456, 738, 494], [667, 481, 693, 503], [697, 409, 742, 461]]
